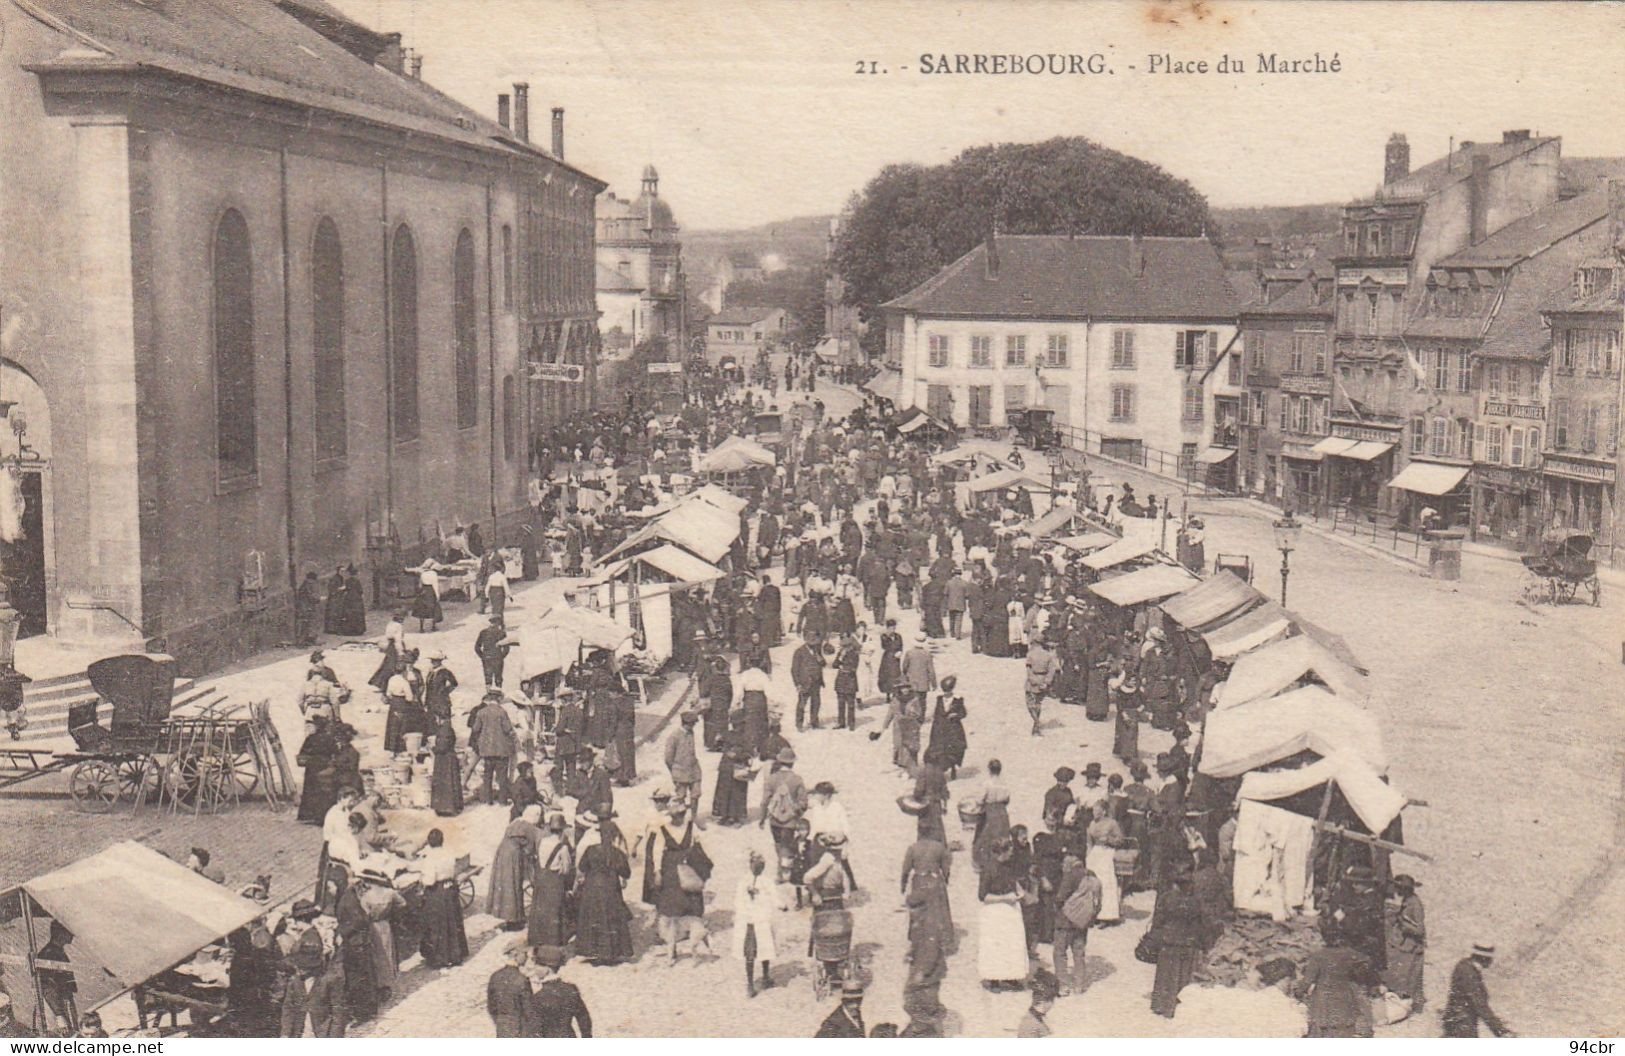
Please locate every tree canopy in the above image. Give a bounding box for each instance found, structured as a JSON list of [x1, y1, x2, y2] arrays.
[[833, 137, 1215, 341], [723, 267, 825, 346]]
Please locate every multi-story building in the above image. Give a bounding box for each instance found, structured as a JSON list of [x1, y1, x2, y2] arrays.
[[822, 209, 867, 370], [1237, 255, 1336, 510], [0, 0, 603, 666], [882, 234, 1237, 470], [596, 166, 686, 351], [705, 307, 788, 362], [1328, 131, 1562, 518], [1539, 216, 1625, 551]]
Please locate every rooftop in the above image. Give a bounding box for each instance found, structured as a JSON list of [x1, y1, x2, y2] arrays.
[[1435, 187, 1607, 268], [708, 305, 780, 326], [881, 235, 1236, 320], [1371, 133, 1557, 202]]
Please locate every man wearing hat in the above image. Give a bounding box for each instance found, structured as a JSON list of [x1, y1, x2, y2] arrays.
[[1076, 761, 1108, 816], [664, 711, 703, 810], [469, 690, 517, 805], [527, 945, 593, 1037], [474, 616, 514, 691], [1023, 632, 1059, 737], [1043, 767, 1076, 831], [1384, 874, 1427, 1010], [273, 899, 327, 1037], [900, 631, 937, 707], [424, 649, 459, 723], [1443, 942, 1513, 1037], [814, 978, 867, 1037], [552, 686, 584, 793], [486, 940, 533, 1038], [761, 747, 808, 861], [790, 633, 825, 731]]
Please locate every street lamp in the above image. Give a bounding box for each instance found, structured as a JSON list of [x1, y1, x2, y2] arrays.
[[1273, 511, 1302, 608]]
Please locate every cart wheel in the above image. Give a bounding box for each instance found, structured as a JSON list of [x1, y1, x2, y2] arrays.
[[70, 760, 123, 812], [117, 757, 157, 802], [459, 876, 477, 910], [218, 748, 260, 797]]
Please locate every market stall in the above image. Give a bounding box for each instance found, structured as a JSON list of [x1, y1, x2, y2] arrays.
[[1215, 634, 1370, 708]]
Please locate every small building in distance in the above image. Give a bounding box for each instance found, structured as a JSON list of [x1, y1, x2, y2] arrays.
[[705, 307, 789, 363]]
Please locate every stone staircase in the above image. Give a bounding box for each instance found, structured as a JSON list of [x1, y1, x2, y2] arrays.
[[12, 670, 197, 743]]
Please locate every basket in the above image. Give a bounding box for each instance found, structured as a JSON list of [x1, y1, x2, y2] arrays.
[[956, 798, 983, 832]]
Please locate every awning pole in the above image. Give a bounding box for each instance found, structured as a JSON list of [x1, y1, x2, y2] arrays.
[[21, 891, 46, 1033]]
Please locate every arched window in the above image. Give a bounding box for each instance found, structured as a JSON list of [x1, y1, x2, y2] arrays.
[[501, 224, 513, 309], [213, 208, 257, 481], [453, 228, 478, 430], [312, 217, 347, 461], [502, 374, 516, 461], [389, 224, 419, 442]]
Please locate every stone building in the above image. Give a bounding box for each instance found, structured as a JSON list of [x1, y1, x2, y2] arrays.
[[0, 0, 602, 667], [883, 234, 1237, 471], [596, 166, 686, 352]]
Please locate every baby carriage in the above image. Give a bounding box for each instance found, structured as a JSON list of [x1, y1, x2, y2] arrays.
[[806, 836, 854, 999]]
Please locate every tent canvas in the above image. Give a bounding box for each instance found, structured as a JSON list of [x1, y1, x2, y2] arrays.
[[522, 624, 584, 678], [1199, 685, 1387, 778], [1088, 564, 1200, 607], [600, 499, 739, 565], [861, 369, 904, 403], [930, 440, 1013, 469], [14, 841, 264, 991], [1216, 633, 1369, 708], [1238, 750, 1407, 835], [695, 446, 760, 474], [1203, 599, 1295, 659], [1024, 505, 1080, 539], [1082, 535, 1158, 570], [1160, 571, 1265, 630], [1294, 615, 1368, 674], [535, 605, 636, 651], [896, 408, 954, 435], [1051, 531, 1118, 553], [966, 467, 1053, 494], [632, 544, 725, 585]]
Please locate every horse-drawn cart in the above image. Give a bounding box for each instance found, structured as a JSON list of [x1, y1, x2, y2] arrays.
[[1521, 533, 1602, 606]]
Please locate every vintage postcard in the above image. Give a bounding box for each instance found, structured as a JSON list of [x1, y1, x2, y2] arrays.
[[0, 0, 1620, 1041]]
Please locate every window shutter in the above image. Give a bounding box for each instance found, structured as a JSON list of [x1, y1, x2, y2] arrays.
[[1473, 422, 1486, 462], [1175, 330, 1187, 368]]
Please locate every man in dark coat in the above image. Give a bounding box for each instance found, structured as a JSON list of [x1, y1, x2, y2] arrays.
[[1443, 942, 1514, 1037], [335, 881, 377, 1026], [469, 691, 517, 805], [553, 688, 584, 793], [790, 635, 824, 730], [474, 617, 513, 690], [424, 651, 459, 722], [486, 942, 533, 1038], [756, 574, 782, 646], [295, 571, 324, 646], [814, 979, 867, 1037], [527, 947, 593, 1037]]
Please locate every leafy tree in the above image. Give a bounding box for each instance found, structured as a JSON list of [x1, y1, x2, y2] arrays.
[[834, 137, 1215, 346], [722, 267, 826, 346]]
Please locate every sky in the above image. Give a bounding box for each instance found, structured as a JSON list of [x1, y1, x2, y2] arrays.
[[334, 0, 1625, 231]]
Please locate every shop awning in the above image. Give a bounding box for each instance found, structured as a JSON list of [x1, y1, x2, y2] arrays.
[[1387, 460, 1470, 496], [535, 604, 637, 652], [1196, 447, 1237, 464], [1088, 564, 1200, 607], [1310, 436, 1357, 456], [1199, 685, 1387, 779], [896, 408, 953, 435], [1216, 633, 1370, 708], [1342, 441, 1394, 460], [1081, 535, 1159, 570], [1281, 443, 1325, 462], [630, 544, 725, 585], [14, 842, 265, 990], [1024, 505, 1080, 539], [861, 369, 904, 403], [966, 468, 1053, 494], [1160, 571, 1265, 630], [1051, 531, 1118, 553], [930, 440, 1013, 469], [1203, 598, 1295, 659]]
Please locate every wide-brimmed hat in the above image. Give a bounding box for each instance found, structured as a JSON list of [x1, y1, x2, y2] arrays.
[[651, 786, 673, 802], [1392, 874, 1421, 890], [356, 867, 394, 885], [776, 747, 797, 765], [1146, 627, 1167, 643], [429, 649, 447, 661], [817, 831, 848, 847], [897, 795, 927, 816], [1471, 941, 1496, 957], [290, 898, 321, 921], [813, 780, 836, 796], [1053, 766, 1075, 782], [1083, 762, 1102, 778], [534, 945, 568, 969], [680, 711, 699, 725]]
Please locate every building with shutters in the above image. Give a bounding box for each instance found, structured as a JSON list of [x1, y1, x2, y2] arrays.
[[596, 166, 686, 353], [881, 233, 1238, 474], [0, 0, 603, 669]]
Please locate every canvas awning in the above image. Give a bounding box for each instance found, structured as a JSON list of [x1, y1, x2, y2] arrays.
[[601, 497, 741, 566], [813, 338, 839, 362], [1216, 633, 1369, 708], [966, 468, 1052, 494], [631, 544, 724, 585], [1024, 505, 1080, 539], [896, 408, 953, 435], [1051, 531, 1119, 553], [1203, 599, 1295, 659], [14, 842, 264, 990], [1082, 535, 1158, 570], [861, 369, 904, 403], [1341, 440, 1393, 460], [535, 605, 636, 651], [1199, 685, 1387, 778], [1387, 461, 1470, 496], [1160, 571, 1265, 630], [1238, 751, 1407, 834], [1281, 443, 1325, 462], [1088, 564, 1200, 607], [930, 440, 1013, 468], [697, 436, 776, 473], [1196, 447, 1237, 464], [1310, 436, 1357, 456]]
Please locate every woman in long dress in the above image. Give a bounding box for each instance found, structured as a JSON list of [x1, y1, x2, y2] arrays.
[[410, 568, 442, 631], [1084, 803, 1124, 925], [876, 623, 903, 697], [976, 838, 1031, 989], [732, 849, 788, 996], [430, 717, 463, 817], [971, 758, 1012, 873], [1111, 674, 1142, 764], [574, 814, 634, 965], [1006, 597, 1027, 657], [1149, 873, 1208, 1017], [337, 565, 368, 636], [487, 804, 543, 929], [528, 816, 576, 957], [416, 829, 468, 968], [367, 613, 406, 693], [923, 678, 968, 778], [356, 868, 406, 996]]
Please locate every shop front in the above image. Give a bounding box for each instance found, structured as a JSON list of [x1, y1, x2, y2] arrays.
[[1542, 453, 1618, 544], [1314, 425, 1398, 511], [1280, 443, 1324, 515], [1386, 459, 1471, 529], [1470, 464, 1543, 549]]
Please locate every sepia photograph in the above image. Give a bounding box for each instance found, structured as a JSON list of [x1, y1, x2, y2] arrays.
[[0, 0, 1620, 1041]]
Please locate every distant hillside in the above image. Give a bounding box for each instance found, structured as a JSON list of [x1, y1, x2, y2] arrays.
[[1213, 203, 1342, 242], [685, 214, 834, 274]]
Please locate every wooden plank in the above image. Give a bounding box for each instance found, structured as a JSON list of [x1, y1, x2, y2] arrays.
[[1312, 821, 1432, 861]]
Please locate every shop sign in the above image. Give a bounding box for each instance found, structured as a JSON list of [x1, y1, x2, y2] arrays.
[[1483, 401, 1544, 420], [1541, 454, 1616, 484], [1474, 465, 1539, 491], [1281, 373, 1332, 395], [1330, 423, 1400, 443]]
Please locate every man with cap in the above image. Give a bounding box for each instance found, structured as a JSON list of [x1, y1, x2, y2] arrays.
[[468, 690, 517, 805], [474, 616, 514, 691], [664, 711, 703, 810], [1023, 631, 1059, 736], [272, 898, 327, 1037], [761, 746, 808, 862], [527, 944, 593, 1037], [1384, 874, 1427, 1010], [1443, 942, 1514, 1037], [486, 940, 533, 1038], [814, 979, 867, 1037]]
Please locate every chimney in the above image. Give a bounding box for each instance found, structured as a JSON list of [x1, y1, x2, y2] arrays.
[[497, 93, 511, 130], [512, 82, 530, 143], [1608, 178, 1625, 255], [1502, 129, 1531, 144], [1127, 232, 1145, 278], [1469, 152, 1491, 245], [551, 107, 565, 159], [984, 224, 999, 280], [378, 32, 404, 74], [409, 53, 422, 79], [1384, 133, 1410, 186]]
